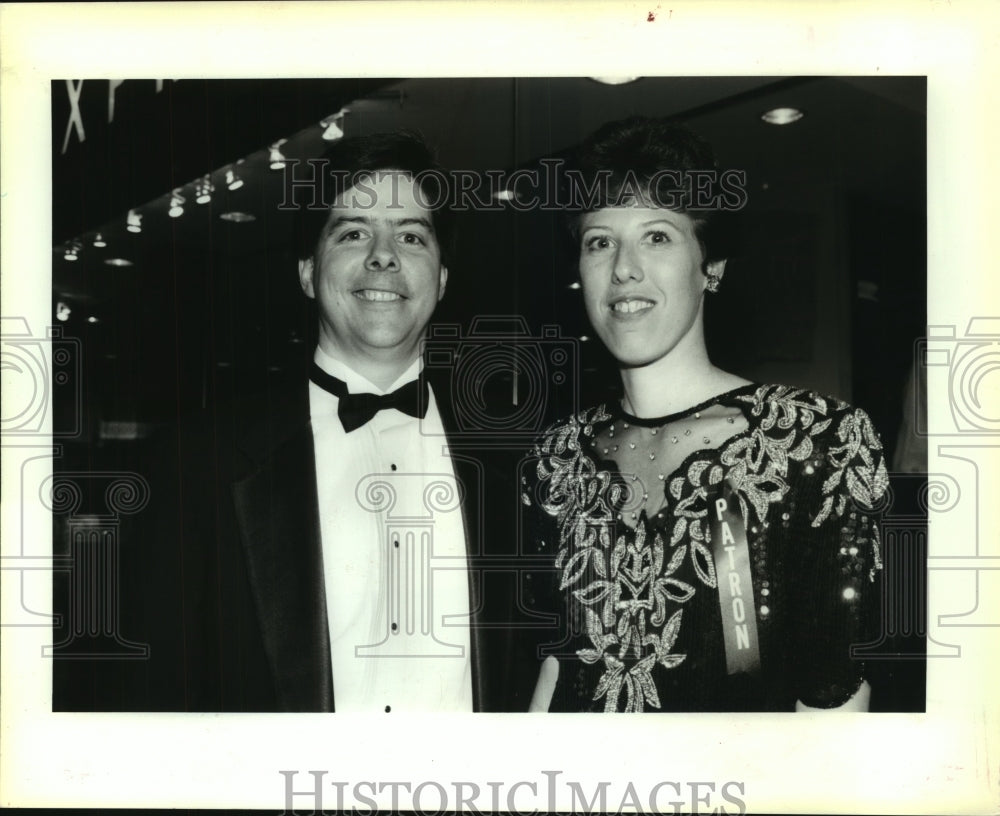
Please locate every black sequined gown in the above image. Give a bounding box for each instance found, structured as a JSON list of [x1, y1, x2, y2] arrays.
[[520, 384, 889, 712]]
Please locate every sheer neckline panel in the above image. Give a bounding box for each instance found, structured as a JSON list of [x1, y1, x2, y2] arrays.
[[586, 385, 759, 530]]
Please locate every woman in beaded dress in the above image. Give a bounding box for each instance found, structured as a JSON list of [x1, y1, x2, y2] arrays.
[[522, 117, 889, 713]]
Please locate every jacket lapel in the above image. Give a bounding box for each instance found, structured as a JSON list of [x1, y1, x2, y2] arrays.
[[424, 368, 488, 712], [231, 385, 334, 712]]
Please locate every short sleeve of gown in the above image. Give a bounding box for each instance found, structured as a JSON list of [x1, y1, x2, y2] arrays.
[[789, 405, 890, 708]]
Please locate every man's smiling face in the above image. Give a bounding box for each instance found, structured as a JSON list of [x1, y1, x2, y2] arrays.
[[299, 171, 448, 372]]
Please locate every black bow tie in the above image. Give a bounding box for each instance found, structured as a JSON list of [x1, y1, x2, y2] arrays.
[[310, 362, 428, 433]]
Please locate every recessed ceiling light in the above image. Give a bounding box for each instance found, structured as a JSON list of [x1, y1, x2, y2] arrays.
[[321, 111, 346, 141], [126, 209, 142, 233], [92, 233, 107, 248], [104, 257, 133, 267], [225, 167, 244, 191], [590, 77, 640, 85], [63, 240, 81, 261], [761, 107, 804, 125], [269, 138, 288, 170], [568, 281, 581, 290], [169, 190, 186, 217], [195, 176, 214, 204], [219, 211, 256, 223], [87, 316, 99, 324]]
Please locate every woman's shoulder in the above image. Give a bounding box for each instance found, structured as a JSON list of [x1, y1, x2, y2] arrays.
[[742, 383, 889, 523], [737, 383, 879, 433], [531, 403, 615, 452]]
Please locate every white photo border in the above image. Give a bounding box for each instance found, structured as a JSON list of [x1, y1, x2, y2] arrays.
[[2, 2, 998, 813]]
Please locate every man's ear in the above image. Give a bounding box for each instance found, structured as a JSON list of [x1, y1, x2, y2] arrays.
[[438, 264, 449, 302], [298, 258, 316, 299]]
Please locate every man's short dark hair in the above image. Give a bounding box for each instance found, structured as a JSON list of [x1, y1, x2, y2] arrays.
[[566, 116, 736, 267], [294, 130, 455, 266]]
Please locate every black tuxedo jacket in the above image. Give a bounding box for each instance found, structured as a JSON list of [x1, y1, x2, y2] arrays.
[[119, 364, 530, 713], [226, 368, 515, 711], [53, 365, 536, 712]]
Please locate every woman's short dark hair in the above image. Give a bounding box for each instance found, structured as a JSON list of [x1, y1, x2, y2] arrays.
[[567, 116, 737, 267], [294, 130, 455, 266]]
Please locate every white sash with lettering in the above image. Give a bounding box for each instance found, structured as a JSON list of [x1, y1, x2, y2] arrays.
[[709, 480, 761, 675]]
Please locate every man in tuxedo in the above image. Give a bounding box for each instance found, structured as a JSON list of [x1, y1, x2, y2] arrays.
[[215, 131, 523, 712], [54, 131, 532, 713]]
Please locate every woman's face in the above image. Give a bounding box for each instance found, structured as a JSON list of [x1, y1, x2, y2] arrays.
[[578, 203, 723, 369]]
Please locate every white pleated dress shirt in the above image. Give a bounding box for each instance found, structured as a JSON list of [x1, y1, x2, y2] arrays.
[[309, 347, 473, 712]]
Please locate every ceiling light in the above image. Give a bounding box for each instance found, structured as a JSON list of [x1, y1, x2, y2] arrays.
[[63, 240, 82, 261], [56, 302, 71, 322], [269, 138, 288, 170], [225, 166, 244, 191], [195, 176, 214, 204], [590, 77, 640, 85], [760, 107, 804, 125], [493, 189, 514, 202], [321, 111, 346, 141], [219, 211, 256, 223], [92, 233, 107, 248], [568, 281, 581, 290], [580, 335, 590, 342], [126, 209, 142, 233], [169, 189, 186, 217], [104, 257, 133, 267], [87, 316, 99, 324]]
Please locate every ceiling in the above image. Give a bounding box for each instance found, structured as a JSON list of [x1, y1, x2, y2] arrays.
[[53, 74, 925, 293]]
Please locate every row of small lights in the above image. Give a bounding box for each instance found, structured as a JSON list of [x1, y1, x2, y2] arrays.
[[56, 111, 346, 324], [60, 111, 347, 267], [60, 95, 800, 319], [63, 101, 800, 264]]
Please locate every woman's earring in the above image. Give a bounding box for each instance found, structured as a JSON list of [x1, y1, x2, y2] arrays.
[[705, 273, 721, 293]]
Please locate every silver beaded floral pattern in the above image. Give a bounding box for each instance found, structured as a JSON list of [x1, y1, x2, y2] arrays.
[[526, 385, 889, 712]]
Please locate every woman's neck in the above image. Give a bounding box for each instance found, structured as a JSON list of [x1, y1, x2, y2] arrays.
[[619, 344, 746, 419]]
